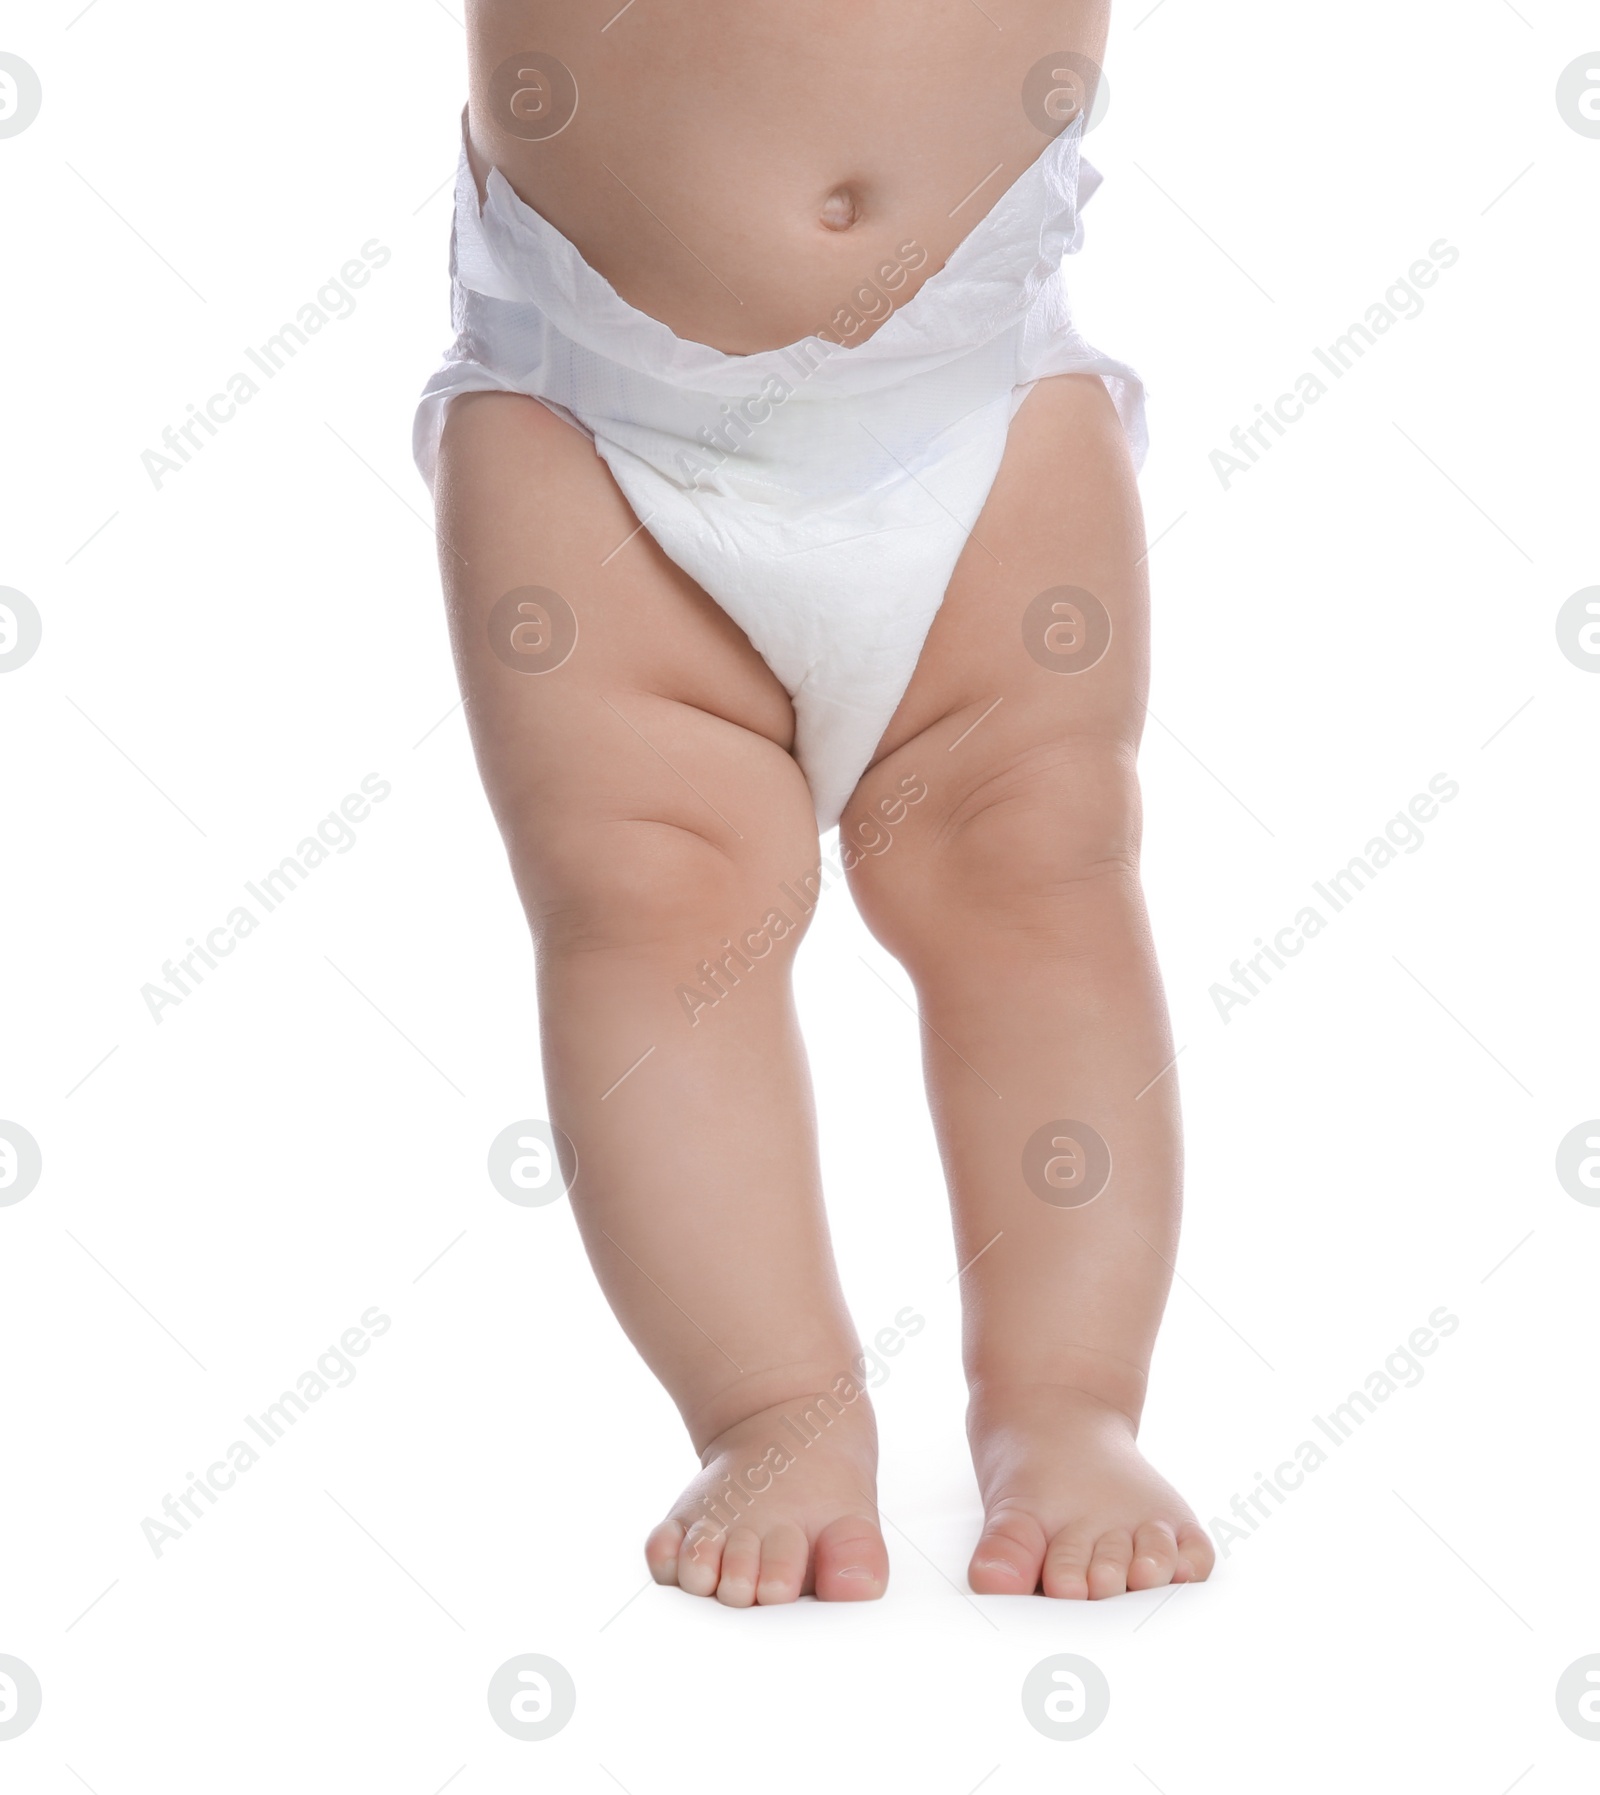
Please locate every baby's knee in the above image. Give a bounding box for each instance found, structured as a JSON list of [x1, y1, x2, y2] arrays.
[[511, 809, 809, 963], [850, 736, 1142, 958], [520, 820, 739, 956]]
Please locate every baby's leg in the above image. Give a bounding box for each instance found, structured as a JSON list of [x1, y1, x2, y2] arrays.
[[436, 393, 887, 1603], [844, 373, 1215, 1598]]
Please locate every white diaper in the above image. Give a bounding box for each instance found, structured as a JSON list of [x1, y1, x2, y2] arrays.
[[414, 113, 1146, 830]]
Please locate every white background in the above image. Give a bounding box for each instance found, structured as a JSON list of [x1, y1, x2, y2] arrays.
[[3, 0, 1598, 1788]]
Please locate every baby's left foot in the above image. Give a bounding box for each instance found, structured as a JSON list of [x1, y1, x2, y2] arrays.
[[965, 1383, 1215, 1598]]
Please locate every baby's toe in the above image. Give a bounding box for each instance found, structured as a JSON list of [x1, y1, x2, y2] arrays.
[[969, 1510, 1048, 1594], [1086, 1528, 1134, 1599], [1174, 1521, 1216, 1584], [813, 1515, 888, 1601], [1127, 1520, 1179, 1591], [675, 1518, 727, 1598], [644, 1518, 684, 1586], [1040, 1524, 1096, 1599], [755, 1521, 809, 1605], [714, 1525, 762, 1607]]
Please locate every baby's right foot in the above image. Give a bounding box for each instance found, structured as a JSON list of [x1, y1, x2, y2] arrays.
[[646, 1390, 888, 1606]]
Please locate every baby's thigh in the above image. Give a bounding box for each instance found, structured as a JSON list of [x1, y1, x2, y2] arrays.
[[434, 393, 815, 935], [842, 374, 1151, 924], [876, 372, 1150, 769]]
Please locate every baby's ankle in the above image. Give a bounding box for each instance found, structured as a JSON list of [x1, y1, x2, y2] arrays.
[[966, 1372, 1145, 1435], [687, 1360, 880, 1463]]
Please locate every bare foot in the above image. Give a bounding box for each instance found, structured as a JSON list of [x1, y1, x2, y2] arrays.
[[965, 1384, 1215, 1598], [645, 1391, 888, 1606]]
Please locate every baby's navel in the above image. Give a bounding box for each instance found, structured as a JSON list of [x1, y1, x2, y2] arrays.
[[819, 185, 860, 232]]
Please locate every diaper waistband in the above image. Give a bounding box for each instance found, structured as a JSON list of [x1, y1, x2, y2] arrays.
[[449, 110, 1101, 401]]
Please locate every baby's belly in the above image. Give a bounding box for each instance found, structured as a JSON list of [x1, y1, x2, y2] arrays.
[[465, 0, 1108, 354]]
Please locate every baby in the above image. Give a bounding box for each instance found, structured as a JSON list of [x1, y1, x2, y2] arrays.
[[417, 0, 1215, 1603]]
